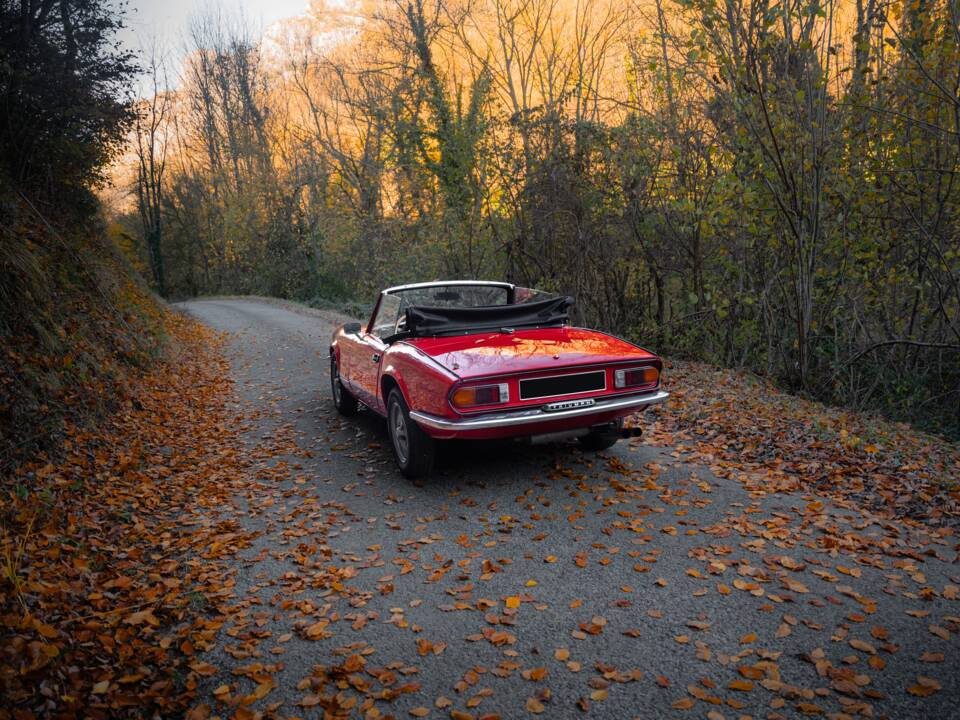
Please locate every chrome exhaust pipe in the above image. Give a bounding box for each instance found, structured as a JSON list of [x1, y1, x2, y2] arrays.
[[620, 426, 643, 438]]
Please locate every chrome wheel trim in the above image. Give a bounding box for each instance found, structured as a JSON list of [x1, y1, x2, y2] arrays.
[[331, 359, 342, 405], [389, 401, 409, 465]]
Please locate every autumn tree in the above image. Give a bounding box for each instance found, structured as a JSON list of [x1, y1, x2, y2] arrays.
[[121, 0, 959, 434], [0, 0, 136, 207], [134, 43, 171, 297]]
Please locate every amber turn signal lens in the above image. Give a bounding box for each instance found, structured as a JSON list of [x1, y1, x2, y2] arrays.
[[613, 366, 658, 388], [451, 383, 509, 407]]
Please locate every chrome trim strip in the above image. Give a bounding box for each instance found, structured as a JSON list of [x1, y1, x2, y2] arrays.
[[384, 280, 515, 294], [519, 368, 607, 401], [410, 390, 668, 431]]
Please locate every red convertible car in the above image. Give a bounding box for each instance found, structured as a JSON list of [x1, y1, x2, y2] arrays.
[[329, 281, 668, 477]]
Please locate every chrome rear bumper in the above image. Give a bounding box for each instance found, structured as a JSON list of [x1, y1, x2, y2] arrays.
[[409, 390, 668, 432]]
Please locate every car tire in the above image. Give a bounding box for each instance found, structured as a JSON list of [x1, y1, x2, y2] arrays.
[[330, 355, 358, 416], [578, 419, 622, 452], [387, 389, 435, 479]]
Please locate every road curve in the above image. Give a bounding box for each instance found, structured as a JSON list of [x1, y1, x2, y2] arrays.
[[178, 298, 958, 720]]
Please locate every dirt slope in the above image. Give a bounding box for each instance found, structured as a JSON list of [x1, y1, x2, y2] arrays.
[[0, 192, 165, 471]]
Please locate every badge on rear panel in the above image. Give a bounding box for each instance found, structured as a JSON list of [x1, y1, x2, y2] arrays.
[[542, 398, 596, 412]]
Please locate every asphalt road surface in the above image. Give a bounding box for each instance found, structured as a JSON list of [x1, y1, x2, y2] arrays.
[[179, 298, 959, 720]]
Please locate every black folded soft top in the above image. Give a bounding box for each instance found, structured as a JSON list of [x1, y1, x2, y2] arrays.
[[402, 295, 574, 338]]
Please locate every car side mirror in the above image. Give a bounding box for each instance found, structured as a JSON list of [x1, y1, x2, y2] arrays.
[[343, 322, 362, 335]]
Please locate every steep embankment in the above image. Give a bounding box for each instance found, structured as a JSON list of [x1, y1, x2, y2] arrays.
[[0, 189, 166, 472]]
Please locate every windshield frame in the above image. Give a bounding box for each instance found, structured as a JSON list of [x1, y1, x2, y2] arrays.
[[384, 280, 515, 297], [368, 282, 517, 334], [367, 281, 565, 340]]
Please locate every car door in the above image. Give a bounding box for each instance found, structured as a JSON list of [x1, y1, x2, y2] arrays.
[[348, 292, 402, 412], [336, 322, 366, 395]]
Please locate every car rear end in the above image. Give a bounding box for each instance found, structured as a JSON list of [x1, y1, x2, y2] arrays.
[[402, 328, 668, 441]]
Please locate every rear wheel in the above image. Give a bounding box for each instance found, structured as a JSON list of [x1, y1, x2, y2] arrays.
[[387, 389, 435, 479], [330, 355, 358, 416], [578, 419, 623, 452]]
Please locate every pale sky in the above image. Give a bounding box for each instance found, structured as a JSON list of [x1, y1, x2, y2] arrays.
[[118, 0, 311, 70]]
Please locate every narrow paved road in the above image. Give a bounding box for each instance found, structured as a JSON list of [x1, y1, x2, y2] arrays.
[[179, 299, 958, 720]]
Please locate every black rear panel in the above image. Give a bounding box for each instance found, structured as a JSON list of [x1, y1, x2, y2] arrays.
[[519, 371, 605, 400], [404, 295, 573, 337]]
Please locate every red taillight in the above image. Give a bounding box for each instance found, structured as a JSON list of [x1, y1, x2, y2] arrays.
[[613, 366, 659, 389], [451, 383, 510, 408]]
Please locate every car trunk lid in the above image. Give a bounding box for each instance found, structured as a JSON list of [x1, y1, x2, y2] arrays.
[[405, 327, 656, 380]]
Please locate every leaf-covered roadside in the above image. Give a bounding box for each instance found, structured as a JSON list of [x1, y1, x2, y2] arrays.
[[1, 314, 255, 719], [645, 360, 960, 524]]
